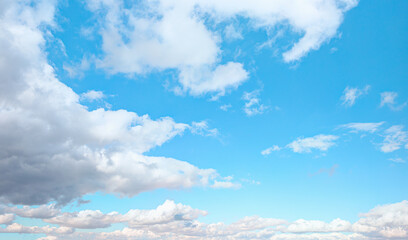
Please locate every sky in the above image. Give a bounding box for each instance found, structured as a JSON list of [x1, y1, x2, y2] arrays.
[[0, 0, 407, 239]]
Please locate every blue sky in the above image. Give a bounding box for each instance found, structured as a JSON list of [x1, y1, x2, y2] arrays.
[[0, 0, 407, 239]]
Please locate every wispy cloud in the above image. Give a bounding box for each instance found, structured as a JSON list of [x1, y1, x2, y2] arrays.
[[220, 104, 232, 111], [242, 90, 268, 116], [388, 158, 406, 164], [340, 122, 385, 133], [380, 92, 407, 111], [190, 121, 218, 137], [341, 85, 370, 107], [261, 145, 281, 155], [310, 164, 339, 177], [287, 134, 339, 153], [381, 125, 408, 153]]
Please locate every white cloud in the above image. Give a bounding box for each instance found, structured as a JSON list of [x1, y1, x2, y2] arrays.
[[340, 122, 384, 133], [45, 210, 120, 229], [388, 158, 405, 164], [261, 145, 281, 155], [0, 223, 74, 235], [4, 204, 60, 219], [190, 121, 218, 137], [341, 85, 370, 107], [86, 0, 357, 97], [211, 180, 242, 189], [0, 0, 228, 205], [3, 200, 408, 240], [352, 200, 408, 239], [0, 214, 14, 225], [287, 134, 339, 153], [125, 200, 207, 227], [63, 57, 90, 79], [220, 104, 232, 111], [380, 92, 407, 111], [242, 90, 268, 116], [224, 24, 243, 41], [380, 125, 408, 153], [178, 62, 249, 98], [80, 90, 105, 102]]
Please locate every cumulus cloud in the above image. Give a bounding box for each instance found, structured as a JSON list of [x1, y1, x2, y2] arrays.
[[0, 0, 227, 205], [0, 214, 14, 225], [2, 200, 408, 240], [80, 90, 105, 102], [340, 122, 384, 133], [341, 85, 370, 107], [86, 0, 357, 97], [177, 62, 249, 98], [352, 200, 408, 239], [287, 135, 339, 153], [380, 92, 407, 111], [0, 223, 74, 235], [380, 125, 408, 153], [4, 204, 60, 219]]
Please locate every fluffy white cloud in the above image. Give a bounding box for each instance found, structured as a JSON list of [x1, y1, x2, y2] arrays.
[[80, 90, 105, 102], [340, 122, 384, 133], [341, 85, 370, 107], [0, 214, 14, 225], [352, 200, 408, 239], [4, 204, 60, 219], [380, 92, 407, 111], [86, 0, 357, 97], [0, 0, 229, 205], [124, 200, 207, 227], [2, 200, 408, 240], [287, 134, 339, 153], [380, 125, 408, 153], [44, 210, 121, 229], [0, 223, 73, 235]]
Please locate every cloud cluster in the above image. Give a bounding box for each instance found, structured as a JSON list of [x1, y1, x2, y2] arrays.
[[242, 90, 268, 116], [86, 0, 357, 97], [1, 200, 408, 240], [0, 0, 238, 206], [264, 122, 408, 156]]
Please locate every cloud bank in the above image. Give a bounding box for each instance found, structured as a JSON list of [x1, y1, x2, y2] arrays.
[[1, 200, 407, 240]]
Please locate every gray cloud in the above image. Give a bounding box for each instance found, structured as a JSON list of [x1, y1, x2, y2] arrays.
[[0, 0, 226, 206]]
